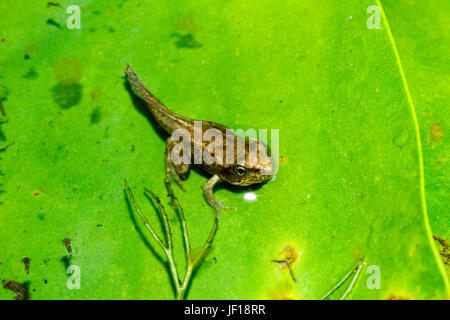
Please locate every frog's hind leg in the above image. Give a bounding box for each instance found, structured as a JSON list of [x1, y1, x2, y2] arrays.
[[165, 138, 190, 191]]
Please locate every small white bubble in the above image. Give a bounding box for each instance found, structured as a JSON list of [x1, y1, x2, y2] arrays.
[[244, 192, 257, 201]]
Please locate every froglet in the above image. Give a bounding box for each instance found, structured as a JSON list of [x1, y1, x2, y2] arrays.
[[125, 64, 273, 212]]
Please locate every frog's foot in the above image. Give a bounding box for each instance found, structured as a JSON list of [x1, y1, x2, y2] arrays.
[[167, 166, 186, 191], [212, 199, 236, 216], [214, 199, 236, 211]]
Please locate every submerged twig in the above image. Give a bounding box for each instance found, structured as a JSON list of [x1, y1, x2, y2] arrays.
[[321, 259, 365, 300], [0, 100, 6, 117], [124, 179, 218, 300], [2, 280, 30, 300], [0, 141, 14, 151], [0, 110, 13, 151], [271, 259, 297, 282]]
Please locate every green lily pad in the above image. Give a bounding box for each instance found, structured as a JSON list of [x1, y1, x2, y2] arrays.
[[0, 0, 448, 299]]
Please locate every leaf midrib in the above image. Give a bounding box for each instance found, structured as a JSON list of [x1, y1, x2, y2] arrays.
[[377, 0, 449, 293]]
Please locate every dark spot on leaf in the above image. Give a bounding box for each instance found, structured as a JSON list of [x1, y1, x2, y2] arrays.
[[46, 18, 61, 28], [171, 33, 202, 49], [90, 107, 102, 124], [22, 257, 30, 274], [32, 188, 44, 196], [61, 256, 71, 270], [47, 2, 61, 7], [23, 68, 39, 79], [38, 214, 45, 220], [24, 54, 31, 60], [51, 83, 83, 109], [62, 238, 72, 257]]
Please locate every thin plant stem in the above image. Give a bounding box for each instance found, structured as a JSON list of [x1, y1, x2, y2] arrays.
[[144, 187, 173, 249], [163, 181, 192, 263], [124, 180, 166, 250], [321, 259, 365, 300], [340, 260, 364, 300], [125, 179, 181, 292], [125, 179, 219, 300], [192, 209, 218, 267]]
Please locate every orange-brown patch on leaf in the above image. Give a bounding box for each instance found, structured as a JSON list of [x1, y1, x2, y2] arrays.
[[264, 281, 298, 300], [352, 247, 362, 259], [91, 86, 103, 104], [386, 293, 413, 300], [52, 57, 83, 86], [272, 245, 300, 282], [32, 188, 44, 197], [429, 122, 444, 141], [175, 16, 201, 33], [277, 245, 299, 268]]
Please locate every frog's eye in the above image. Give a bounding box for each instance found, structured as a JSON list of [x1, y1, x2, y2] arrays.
[[233, 165, 249, 177]]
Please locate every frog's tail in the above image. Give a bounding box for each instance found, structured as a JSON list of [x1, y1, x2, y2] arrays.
[[124, 64, 186, 133], [124, 64, 168, 111]]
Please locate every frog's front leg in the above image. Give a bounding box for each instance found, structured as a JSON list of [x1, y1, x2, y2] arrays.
[[202, 174, 236, 213], [165, 137, 190, 190]]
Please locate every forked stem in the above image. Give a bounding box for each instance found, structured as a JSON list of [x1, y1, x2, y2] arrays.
[[320, 259, 365, 300], [124, 179, 218, 300]]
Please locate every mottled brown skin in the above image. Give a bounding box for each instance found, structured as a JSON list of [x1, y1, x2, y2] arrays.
[[125, 64, 273, 211]]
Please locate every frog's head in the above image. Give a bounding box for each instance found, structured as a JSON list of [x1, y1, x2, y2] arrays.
[[218, 138, 273, 186]]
